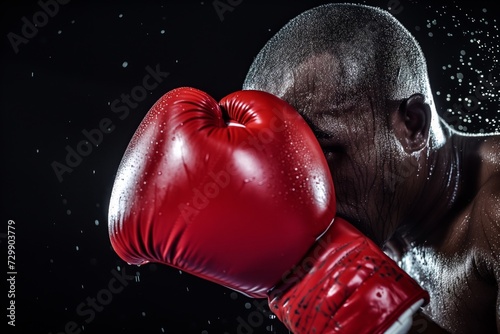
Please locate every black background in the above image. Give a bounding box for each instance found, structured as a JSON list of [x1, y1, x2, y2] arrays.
[[1, 0, 498, 333]]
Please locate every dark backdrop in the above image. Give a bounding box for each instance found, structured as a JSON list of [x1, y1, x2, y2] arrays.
[[1, 1, 498, 333]]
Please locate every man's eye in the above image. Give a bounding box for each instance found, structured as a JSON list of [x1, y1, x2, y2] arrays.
[[312, 126, 333, 140], [300, 113, 334, 140]]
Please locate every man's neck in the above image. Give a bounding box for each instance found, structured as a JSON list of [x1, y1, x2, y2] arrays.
[[397, 128, 483, 248]]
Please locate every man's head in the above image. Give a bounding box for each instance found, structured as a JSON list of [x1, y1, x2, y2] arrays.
[[243, 3, 446, 244]]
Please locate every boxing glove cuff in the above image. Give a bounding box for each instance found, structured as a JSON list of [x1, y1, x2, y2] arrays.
[[268, 217, 430, 334]]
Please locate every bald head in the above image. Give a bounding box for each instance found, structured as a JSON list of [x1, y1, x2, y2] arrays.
[[244, 3, 427, 98], [243, 3, 444, 145]]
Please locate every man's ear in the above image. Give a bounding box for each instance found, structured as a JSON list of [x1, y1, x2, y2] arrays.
[[391, 93, 431, 153]]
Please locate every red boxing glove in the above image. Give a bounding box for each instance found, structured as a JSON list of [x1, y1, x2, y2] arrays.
[[108, 87, 429, 333], [108, 87, 335, 298]]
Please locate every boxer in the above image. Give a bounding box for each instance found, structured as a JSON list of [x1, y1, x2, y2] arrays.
[[243, 3, 499, 333]]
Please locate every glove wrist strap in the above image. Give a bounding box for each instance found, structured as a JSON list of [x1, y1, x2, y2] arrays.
[[268, 218, 430, 334]]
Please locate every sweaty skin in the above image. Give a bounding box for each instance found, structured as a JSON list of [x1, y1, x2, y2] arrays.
[[243, 4, 500, 334]]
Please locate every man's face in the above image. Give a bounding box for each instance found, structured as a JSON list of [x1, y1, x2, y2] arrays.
[[279, 54, 406, 243]]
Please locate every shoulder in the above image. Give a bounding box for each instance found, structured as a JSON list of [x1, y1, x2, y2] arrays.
[[476, 135, 500, 240], [471, 174, 500, 329], [471, 171, 500, 278], [464, 135, 500, 278], [478, 135, 500, 178], [474, 174, 500, 235], [474, 135, 500, 236]]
